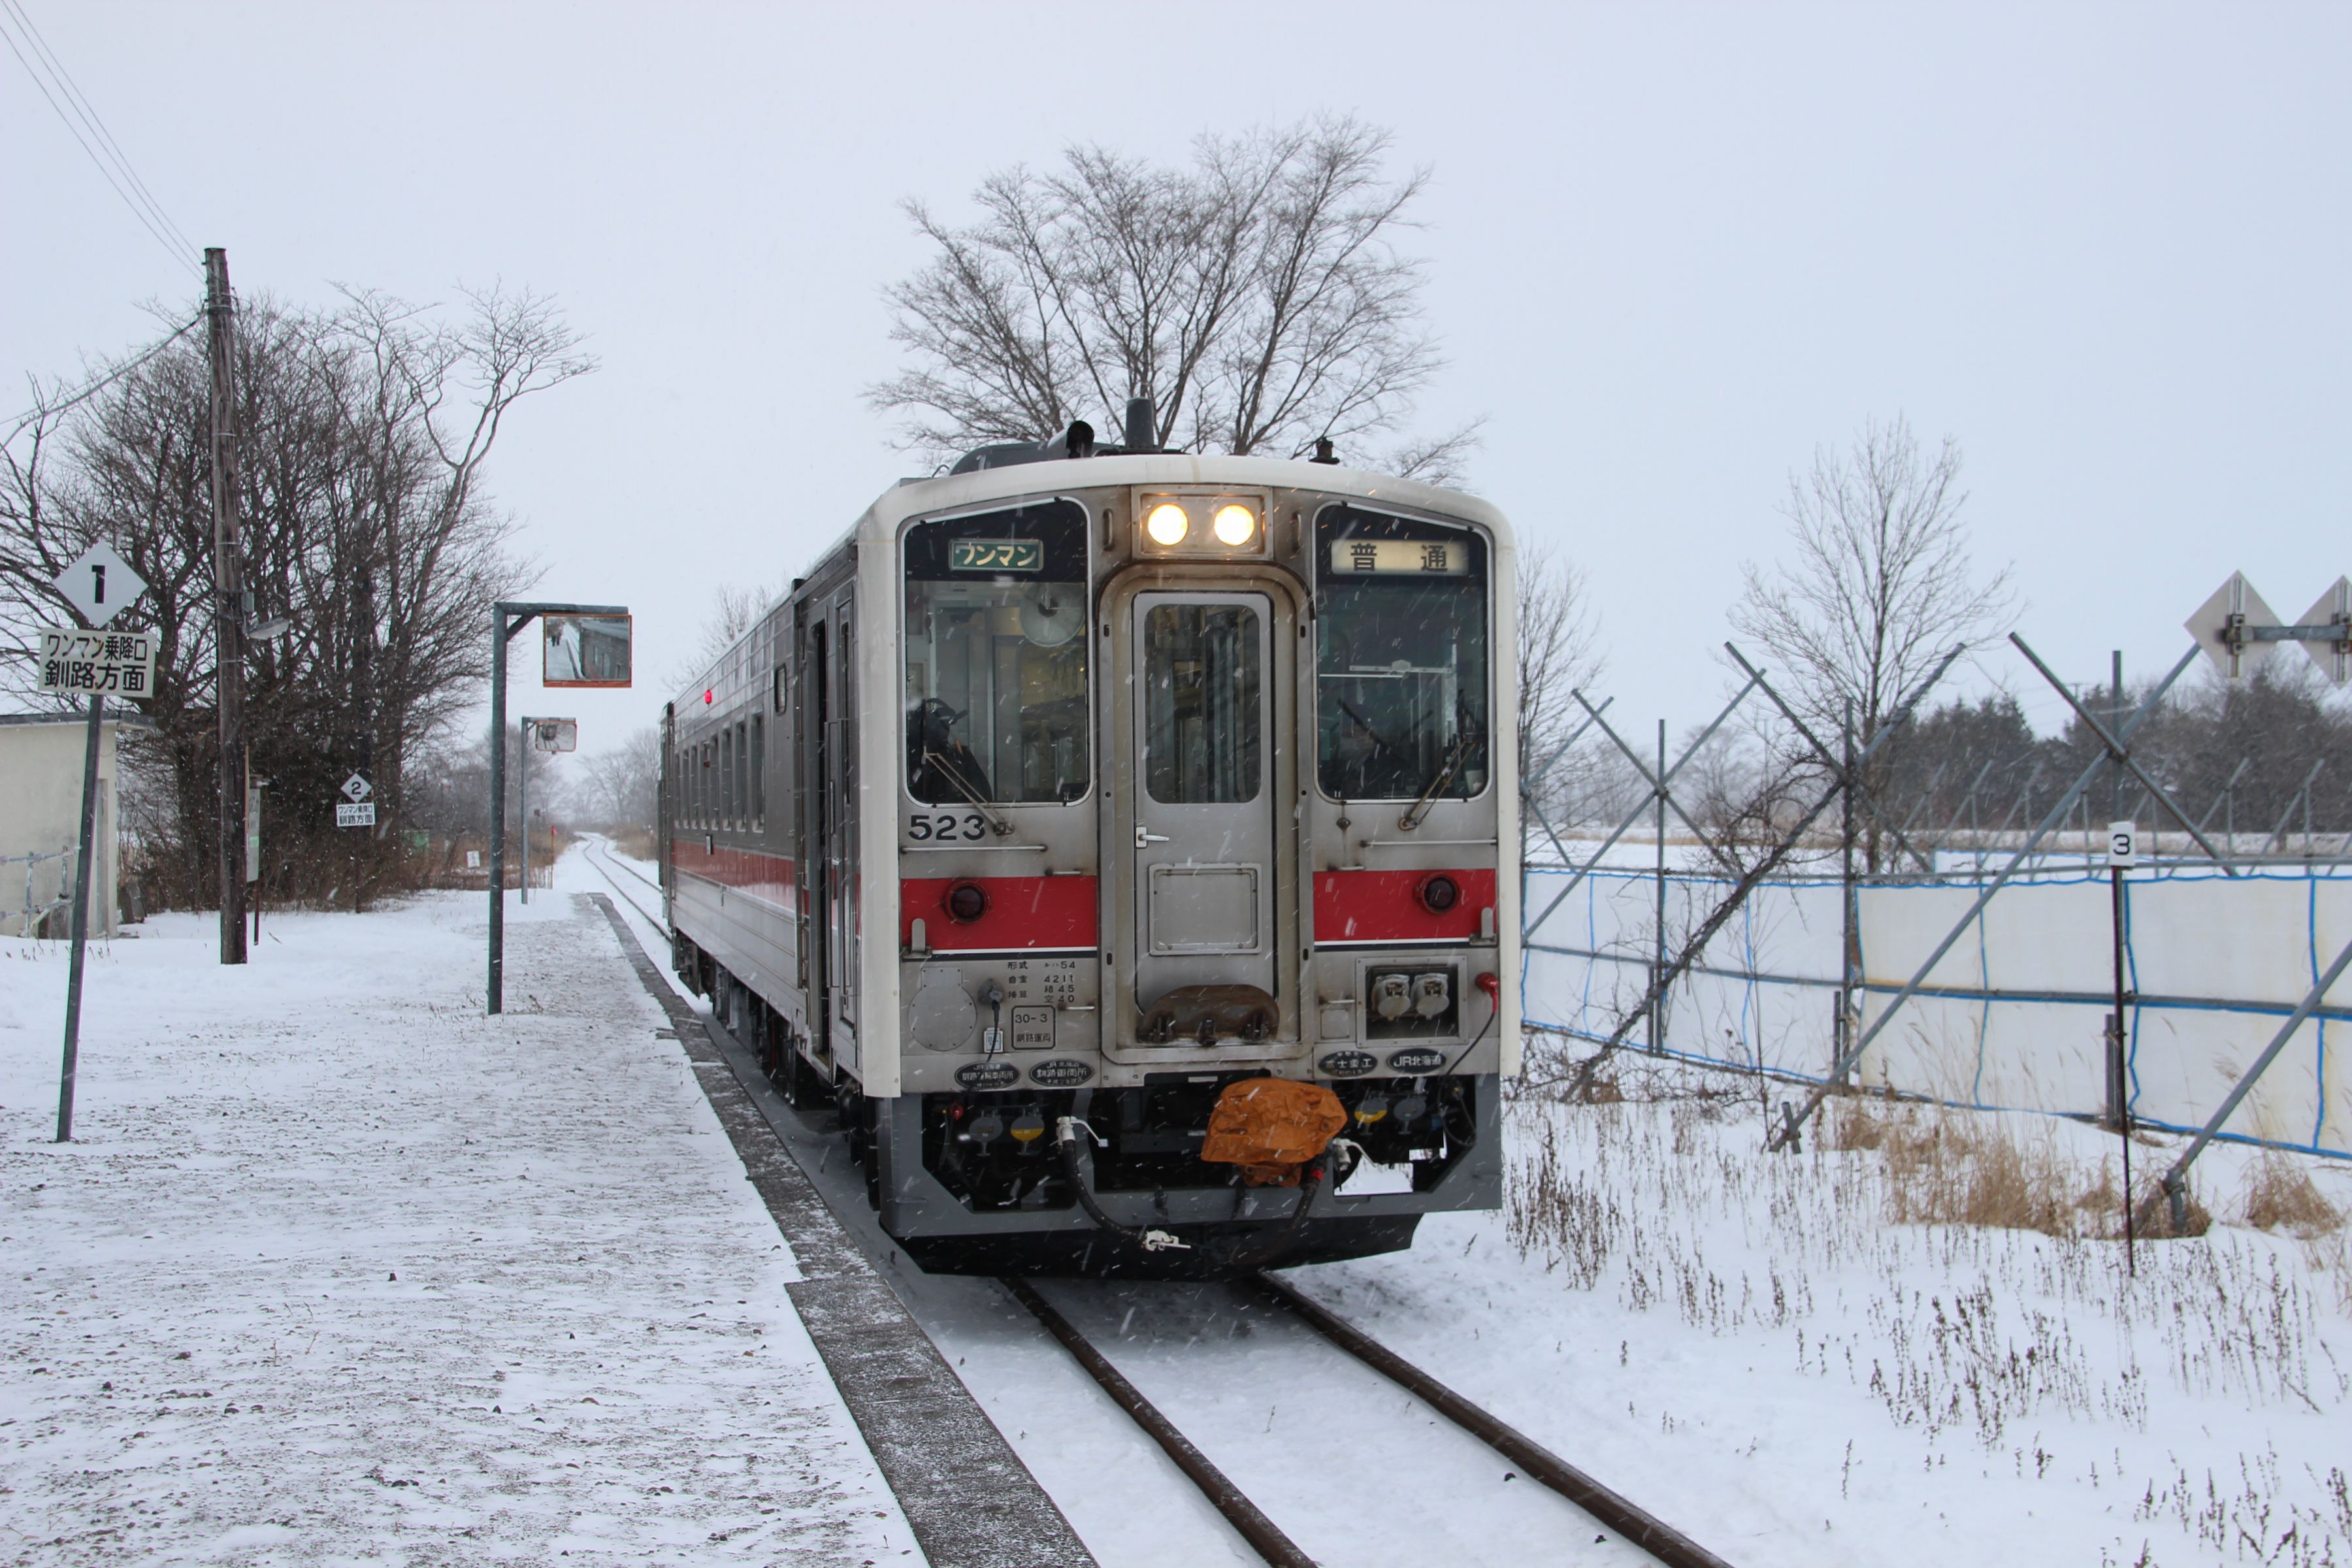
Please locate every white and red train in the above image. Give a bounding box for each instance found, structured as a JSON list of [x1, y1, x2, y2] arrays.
[[661, 411, 1518, 1275]]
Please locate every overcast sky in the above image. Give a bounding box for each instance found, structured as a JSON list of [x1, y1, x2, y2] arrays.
[[7, 2, 2347, 777]]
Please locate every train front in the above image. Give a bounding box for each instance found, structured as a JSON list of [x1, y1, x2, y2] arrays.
[[877, 457, 1516, 1276]]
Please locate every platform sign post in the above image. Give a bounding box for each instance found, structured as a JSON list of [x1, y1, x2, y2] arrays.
[[2106, 820, 2138, 1275], [517, 717, 578, 906], [489, 604, 627, 1013], [336, 772, 376, 830], [48, 546, 148, 1143]]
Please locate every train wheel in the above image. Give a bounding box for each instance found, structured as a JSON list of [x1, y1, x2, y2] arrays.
[[782, 1043, 827, 1111], [860, 1095, 882, 1211]]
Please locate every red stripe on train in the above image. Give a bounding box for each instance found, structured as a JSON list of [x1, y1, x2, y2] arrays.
[[902, 876, 1099, 951], [1313, 868, 1495, 943], [671, 840, 797, 909]]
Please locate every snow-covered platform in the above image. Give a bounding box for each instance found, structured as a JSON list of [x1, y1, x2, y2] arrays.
[[1, 892, 920, 1563]]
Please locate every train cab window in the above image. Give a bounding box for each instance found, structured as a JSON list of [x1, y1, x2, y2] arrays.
[[1143, 604, 1262, 804], [1315, 506, 1490, 802], [903, 500, 1089, 804]]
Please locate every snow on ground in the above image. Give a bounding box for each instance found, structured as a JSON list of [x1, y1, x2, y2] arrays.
[[1293, 1070, 2352, 1568], [0, 892, 919, 1566], [585, 836, 2352, 1566]]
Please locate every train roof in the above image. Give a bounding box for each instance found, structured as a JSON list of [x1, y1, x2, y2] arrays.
[[672, 452, 1512, 710], [857, 451, 1512, 553]]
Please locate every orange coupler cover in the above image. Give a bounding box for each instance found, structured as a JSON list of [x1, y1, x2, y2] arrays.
[[1200, 1077, 1348, 1186]]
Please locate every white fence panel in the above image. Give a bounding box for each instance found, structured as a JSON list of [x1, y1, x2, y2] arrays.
[[1524, 861, 2352, 1158]]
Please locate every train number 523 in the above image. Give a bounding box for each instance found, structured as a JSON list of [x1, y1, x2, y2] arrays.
[[907, 812, 986, 841]]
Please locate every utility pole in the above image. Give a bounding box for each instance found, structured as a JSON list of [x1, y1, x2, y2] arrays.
[[353, 567, 376, 915], [206, 248, 248, 964]]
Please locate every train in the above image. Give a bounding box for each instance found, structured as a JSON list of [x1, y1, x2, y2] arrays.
[[659, 402, 1518, 1277]]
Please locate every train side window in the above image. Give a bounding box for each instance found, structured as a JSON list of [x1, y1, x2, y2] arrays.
[[722, 727, 736, 826], [734, 720, 750, 830], [1313, 506, 1490, 802], [902, 500, 1089, 804], [750, 714, 764, 828]]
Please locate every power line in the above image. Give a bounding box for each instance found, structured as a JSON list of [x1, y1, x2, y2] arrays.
[[1, 0, 195, 256], [4, 315, 202, 444], [0, 0, 194, 270]]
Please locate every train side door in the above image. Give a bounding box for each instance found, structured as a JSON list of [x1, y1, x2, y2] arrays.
[[1127, 590, 1279, 1024], [823, 599, 860, 1074]]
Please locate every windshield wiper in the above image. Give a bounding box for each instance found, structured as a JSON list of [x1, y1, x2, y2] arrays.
[[1397, 719, 1477, 832], [923, 747, 1015, 837]]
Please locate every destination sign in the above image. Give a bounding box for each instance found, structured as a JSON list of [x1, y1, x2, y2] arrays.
[[1326, 539, 1468, 576], [37, 627, 155, 696], [949, 539, 1044, 573]]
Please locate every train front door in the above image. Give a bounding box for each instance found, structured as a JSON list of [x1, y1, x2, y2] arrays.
[[1117, 588, 1292, 1051]]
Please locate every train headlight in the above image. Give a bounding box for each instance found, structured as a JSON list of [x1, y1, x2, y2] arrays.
[[1145, 502, 1190, 546], [1211, 503, 1257, 546]]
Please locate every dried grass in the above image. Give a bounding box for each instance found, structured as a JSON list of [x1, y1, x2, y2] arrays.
[[2244, 1153, 2347, 1240], [1503, 1073, 2348, 1560], [1830, 1098, 2211, 1241]]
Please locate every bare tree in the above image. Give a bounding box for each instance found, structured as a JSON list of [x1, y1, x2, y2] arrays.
[[1729, 414, 2014, 868], [673, 581, 780, 690], [1516, 542, 1607, 853], [574, 725, 662, 832], [0, 287, 591, 906], [874, 116, 1471, 472]]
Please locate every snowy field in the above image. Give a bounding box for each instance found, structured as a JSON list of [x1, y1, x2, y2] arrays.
[[8, 859, 2349, 1568], [0, 892, 917, 1566], [1293, 1068, 2352, 1567]]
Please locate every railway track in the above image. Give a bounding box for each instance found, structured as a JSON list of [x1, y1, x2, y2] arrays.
[[580, 836, 1736, 1568], [1004, 1273, 1733, 1568], [581, 835, 665, 928]]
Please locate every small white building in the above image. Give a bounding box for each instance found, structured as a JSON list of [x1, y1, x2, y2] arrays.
[[0, 712, 135, 938]]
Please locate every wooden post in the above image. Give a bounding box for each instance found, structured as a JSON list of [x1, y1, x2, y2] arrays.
[[206, 248, 247, 963]]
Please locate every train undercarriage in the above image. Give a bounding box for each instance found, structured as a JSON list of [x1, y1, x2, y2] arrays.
[[676, 938, 1498, 1279]]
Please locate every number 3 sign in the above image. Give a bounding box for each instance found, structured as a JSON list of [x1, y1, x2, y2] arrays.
[[2106, 821, 2139, 867]]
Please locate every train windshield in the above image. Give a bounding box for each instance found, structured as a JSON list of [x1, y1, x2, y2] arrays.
[[1315, 506, 1490, 802], [904, 500, 1090, 804]]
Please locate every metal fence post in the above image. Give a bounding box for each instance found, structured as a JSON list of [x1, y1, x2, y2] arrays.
[[1769, 644, 2202, 1151]]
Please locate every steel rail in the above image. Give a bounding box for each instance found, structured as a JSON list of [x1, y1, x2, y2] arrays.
[[595, 841, 663, 894], [1000, 1277, 1318, 1568], [582, 839, 665, 931], [613, 838, 1726, 1567], [1251, 1271, 1739, 1568]]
